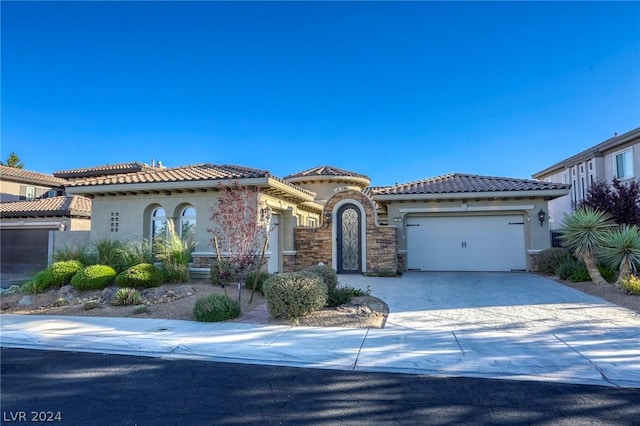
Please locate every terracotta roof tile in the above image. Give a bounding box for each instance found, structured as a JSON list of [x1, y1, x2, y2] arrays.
[[53, 162, 154, 179], [65, 163, 270, 187], [0, 195, 92, 217], [0, 165, 67, 186], [371, 173, 571, 195], [284, 166, 370, 181]]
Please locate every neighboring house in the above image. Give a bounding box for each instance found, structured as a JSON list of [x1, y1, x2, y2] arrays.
[[0, 166, 92, 274], [0, 165, 66, 201], [61, 162, 569, 274], [533, 127, 640, 229]]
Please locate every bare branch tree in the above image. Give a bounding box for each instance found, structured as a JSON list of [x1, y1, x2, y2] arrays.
[[208, 181, 271, 303]]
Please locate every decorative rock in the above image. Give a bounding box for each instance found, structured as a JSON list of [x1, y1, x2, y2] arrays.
[[101, 287, 118, 302], [17, 296, 33, 307], [58, 285, 74, 295]]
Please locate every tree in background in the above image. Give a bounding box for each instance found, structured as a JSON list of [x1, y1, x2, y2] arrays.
[[1, 152, 24, 169], [578, 178, 640, 227], [208, 182, 271, 303]]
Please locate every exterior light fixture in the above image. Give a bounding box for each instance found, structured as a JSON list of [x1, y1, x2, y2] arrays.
[[537, 209, 546, 227]]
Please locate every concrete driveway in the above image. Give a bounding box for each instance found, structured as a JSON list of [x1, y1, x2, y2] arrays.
[[342, 272, 640, 388], [2, 272, 639, 388]]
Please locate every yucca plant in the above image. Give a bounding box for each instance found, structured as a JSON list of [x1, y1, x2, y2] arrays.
[[154, 221, 195, 283], [600, 224, 640, 286], [560, 207, 615, 285]]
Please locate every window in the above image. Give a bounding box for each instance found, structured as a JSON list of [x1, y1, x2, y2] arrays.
[[152, 208, 167, 241], [309, 217, 317, 227], [25, 186, 35, 201], [180, 207, 196, 244], [110, 212, 119, 233], [563, 172, 569, 184], [615, 149, 634, 179]]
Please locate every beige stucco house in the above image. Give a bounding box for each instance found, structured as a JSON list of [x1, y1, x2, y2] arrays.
[[59, 162, 569, 274], [533, 127, 640, 229]]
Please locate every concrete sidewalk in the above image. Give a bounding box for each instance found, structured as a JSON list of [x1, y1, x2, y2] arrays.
[[2, 272, 640, 388]]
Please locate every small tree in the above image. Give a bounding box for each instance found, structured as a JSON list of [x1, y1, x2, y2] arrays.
[[578, 178, 640, 227], [208, 181, 271, 304], [1, 152, 24, 169], [560, 207, 615, 285]]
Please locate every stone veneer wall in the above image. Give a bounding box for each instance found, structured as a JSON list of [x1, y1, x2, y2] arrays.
[[291, 190, 397, 274]]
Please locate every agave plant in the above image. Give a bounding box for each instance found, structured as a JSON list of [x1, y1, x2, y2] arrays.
[[559, 207, 615, 285], [600, 224, 640, 286]]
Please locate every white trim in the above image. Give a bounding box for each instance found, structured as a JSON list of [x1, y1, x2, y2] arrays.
[[374, 190, 569, 201], [399, 205, 535, 213], [1, 221, 62, 229], [282, 250, 298, 255], [613, 147, 634, 179], [331, 199, 367, 273]]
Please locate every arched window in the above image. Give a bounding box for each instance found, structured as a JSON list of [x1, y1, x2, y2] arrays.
[[152, 208, 167, 241], [180, 207, 196, 244]]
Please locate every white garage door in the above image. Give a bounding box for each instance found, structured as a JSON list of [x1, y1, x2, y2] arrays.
[[406, 215, 526, 272]]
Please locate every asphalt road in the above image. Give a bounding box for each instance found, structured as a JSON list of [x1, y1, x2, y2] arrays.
[[1, 348, 639, 426]]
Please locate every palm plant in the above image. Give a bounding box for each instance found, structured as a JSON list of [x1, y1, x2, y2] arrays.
[[559, 207, 615, 285], [600, 224, 640, 286]]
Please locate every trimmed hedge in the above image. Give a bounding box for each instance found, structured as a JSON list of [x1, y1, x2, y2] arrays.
[[537, 248, 573, 275], [71, 264, 117, 291], [303, 264, 338, 293], [244, 271, 271, 294], [263, 272, 328, 320], [193, 294, 241, 322], [115, 263, 164, 288]]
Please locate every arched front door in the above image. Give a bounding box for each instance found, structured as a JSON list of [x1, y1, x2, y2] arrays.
[[337, 204, 362, 273]]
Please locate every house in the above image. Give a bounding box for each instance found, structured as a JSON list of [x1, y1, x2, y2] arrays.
[[0, 165, 92, 274], [532, 127, 640, 229], [59, 162, 569, 274]]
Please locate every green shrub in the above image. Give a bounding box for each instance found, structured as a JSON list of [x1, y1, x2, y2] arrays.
[[92, 238, 126, 272], [568, 261, 591, 282], [154, 224, 194, 283], [244, 271, 271, 294], [20, 273, 48, 294], [112, 287, 143, 306], [82, 300, 101, 310], [46, 260, 84, 288], [263, 272, 328, 320], [193, 294, 241, 322], [71, 264, 117, 290], [115, 263, 164, 288], [621, 275, 640, 295], [326, 284, 370, 307], [555, 258, 579, 280], [598, 265, 617, 283], [118, 239, 155, 270], [53, 244, 93, 265], [210, 260, 238, 286], [160, 262, 190, 284], [537, 248, 573, 275], [303, 264, 338, 293]]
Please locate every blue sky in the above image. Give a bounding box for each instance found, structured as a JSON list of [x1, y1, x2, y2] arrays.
[[2, 1, 639, 186]]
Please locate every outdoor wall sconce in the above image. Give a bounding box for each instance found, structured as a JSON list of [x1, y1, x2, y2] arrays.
[[537, 209, 546, 227], [260, 206, 272, 222], [325, 211, 332, 225]]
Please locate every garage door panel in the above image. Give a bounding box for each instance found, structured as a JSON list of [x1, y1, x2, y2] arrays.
[[406, 216, 526, 272]]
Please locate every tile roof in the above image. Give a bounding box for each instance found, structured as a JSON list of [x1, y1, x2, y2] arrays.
[[65, 164, 270, 187], [0, 165, 67, 187], [371, 173, 571, 196], [53, 162, 155, 179], [284, 166, 370, 181], [0, 195, 92, 217]]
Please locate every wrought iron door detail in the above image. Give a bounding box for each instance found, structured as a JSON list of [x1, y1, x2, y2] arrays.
[[338, 205, 361, 272]]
